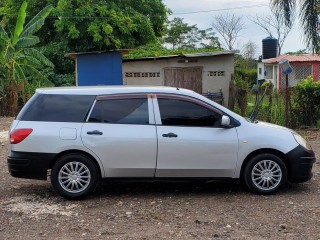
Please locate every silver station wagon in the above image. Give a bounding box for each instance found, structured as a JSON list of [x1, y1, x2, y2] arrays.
[[8, 86, 316, 199]]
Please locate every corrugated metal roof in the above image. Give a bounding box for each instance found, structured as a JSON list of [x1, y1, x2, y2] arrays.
[[65, 49, 131, 59], [263, 54, 320, 63], [123, 50, 237, 62], [66, 50, 236, 61], [183, 51, 237, 57]]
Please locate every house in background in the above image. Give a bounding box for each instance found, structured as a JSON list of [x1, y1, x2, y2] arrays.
[[66, 50, 236, 107], [123, 51, 236, 106], [257, 54, 320, 89]]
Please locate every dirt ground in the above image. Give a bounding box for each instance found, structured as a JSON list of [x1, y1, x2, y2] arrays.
[[0, 117, 319, 240]]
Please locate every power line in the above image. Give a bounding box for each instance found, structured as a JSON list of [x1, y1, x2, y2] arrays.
[[1, 3, 269, 19], [171, 4, 269, 15], [36, 4, 270, 19]]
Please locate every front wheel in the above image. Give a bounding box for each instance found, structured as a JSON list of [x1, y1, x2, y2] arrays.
[[244, 153, 287, 194], [51, 154, 98, 199]]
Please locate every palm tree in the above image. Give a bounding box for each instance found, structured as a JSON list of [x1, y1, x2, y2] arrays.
[[271, 0, 319, 53], [0, 1, 53, 115]]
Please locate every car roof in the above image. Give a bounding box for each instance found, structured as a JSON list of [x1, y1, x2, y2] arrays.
[[36, 85, 196, 96]]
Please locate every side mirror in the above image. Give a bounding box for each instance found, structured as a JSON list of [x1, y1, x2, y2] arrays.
[[221, 115, 232, 128]]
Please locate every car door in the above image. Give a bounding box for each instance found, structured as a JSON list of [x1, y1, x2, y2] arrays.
[[154, 94, 239, 178], [81, 94, 157, 177]]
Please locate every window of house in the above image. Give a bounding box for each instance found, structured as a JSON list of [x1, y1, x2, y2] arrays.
[[157, 98, 222, 127], [294, 65, 312, 80], [265, 65, 273, 79], [89, 98, 149, 125]]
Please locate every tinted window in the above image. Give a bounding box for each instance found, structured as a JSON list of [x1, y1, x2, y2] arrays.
[[89, 98, 149, 125], [158, 98, 221, 127], [20, 94, 94, 122]]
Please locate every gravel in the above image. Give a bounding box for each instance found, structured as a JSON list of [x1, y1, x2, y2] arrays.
[[0, 117, 319, 239]]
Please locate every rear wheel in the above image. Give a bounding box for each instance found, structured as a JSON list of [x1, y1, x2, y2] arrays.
[[51, 154, 98, 199], [244, 153, 287, 194]]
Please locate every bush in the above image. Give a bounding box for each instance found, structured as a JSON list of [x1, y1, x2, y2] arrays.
[[235, 68, 257, 87], [291, 76, 320, 127]]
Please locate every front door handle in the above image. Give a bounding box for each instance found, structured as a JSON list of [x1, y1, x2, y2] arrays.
[[87, 130, 103, 135], [162, 132, 178, 138]]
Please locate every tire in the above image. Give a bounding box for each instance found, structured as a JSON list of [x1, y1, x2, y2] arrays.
[[244, 153, 287, 194], [51, 154, 99, 199]]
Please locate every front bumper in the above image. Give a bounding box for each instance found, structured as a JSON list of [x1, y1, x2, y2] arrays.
[[7, 151, 56, 180], [286, 145, 316, 183]]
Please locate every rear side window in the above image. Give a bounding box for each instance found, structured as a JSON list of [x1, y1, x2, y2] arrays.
[[19, 94, 94, 122], [88, 98, 149, 125]]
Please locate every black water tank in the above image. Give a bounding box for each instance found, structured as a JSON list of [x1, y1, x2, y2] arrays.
[[262, 37, 278, 59]]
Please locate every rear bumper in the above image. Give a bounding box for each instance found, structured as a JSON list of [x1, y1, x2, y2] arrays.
[[7, 151, 56, 180], [286, 145, 316, 183]]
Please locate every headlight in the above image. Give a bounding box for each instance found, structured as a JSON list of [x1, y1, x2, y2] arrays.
[[293, 133, 312, 150]]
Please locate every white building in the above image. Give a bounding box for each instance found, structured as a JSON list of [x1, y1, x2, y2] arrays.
[[122, 51, 236, 106]]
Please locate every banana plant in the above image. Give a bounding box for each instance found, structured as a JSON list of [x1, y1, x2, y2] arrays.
[[0, 1, 54, 84], [0, 1, 53, 115]]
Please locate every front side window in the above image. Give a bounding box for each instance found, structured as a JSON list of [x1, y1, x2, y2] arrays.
[[89, 98, 149, 125], [158, 98, 222, 127]]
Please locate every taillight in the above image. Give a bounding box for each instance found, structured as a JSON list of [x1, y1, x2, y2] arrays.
[[10, 128, 33, 144]]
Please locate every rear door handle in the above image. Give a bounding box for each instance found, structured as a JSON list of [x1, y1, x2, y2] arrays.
[[87, 130, 103, 135], [162, 132, 178, 138]]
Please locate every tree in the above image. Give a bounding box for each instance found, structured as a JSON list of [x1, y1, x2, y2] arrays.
[[211, 13, 245, 50], [1, 0, 169, 86], [241, 41, 258, 69], [201, 28, 221, 49], [52, 0, 168, 51], [248, 8, 294, 55], [242, 41, 258, 61], [0, 1, 53, 115], [271, 0, 319, 53], [164, 17, 193, 49], [1, 0, 168, 50], [164, 17, 220, 50]]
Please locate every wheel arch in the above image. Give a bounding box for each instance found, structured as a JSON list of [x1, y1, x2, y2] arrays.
[[49, 150, 102, 180], [240, 148, 290, 180]]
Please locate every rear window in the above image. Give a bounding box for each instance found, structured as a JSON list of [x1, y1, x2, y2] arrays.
[[18, 94, 94, 122]]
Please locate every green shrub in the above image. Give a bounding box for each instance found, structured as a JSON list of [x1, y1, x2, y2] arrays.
[[291, 76, 320, 127], [235, 68, 257, 87]]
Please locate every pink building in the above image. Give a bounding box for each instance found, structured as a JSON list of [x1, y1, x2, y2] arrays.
[[257, 54, 320, 89]]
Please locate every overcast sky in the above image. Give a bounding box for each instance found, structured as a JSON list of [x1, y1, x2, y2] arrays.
[[163, 0, 306, 57]]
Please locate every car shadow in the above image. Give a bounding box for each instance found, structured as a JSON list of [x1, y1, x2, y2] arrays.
[[95, 181, 247, 198], [12, 180, 314, 201]]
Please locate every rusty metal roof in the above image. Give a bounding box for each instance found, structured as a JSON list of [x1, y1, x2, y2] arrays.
[[263, 54, 320, 63]]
